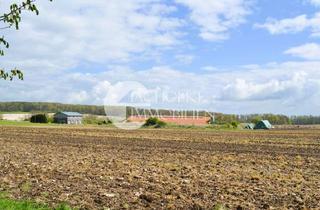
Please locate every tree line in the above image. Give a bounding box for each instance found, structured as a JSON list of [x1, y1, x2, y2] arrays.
[[214, 113, 320, 125], [0, 102, 319, 125], [0, 102, 105, 115]]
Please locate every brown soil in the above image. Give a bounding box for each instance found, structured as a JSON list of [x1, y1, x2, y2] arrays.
[[0, 126, 319, 210]]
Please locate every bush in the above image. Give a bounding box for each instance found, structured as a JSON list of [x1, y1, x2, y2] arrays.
[[213, 203, 228, 210], [144, 117, 166, 128], [231, 121, 239, 129], [222, 123, 233, 129], [83, 115, 112, 125], [144, 117, 159, 126], [154, 120, 166, 128], [97, 119, 112, 125], [30, 114, 48, 123], [207, 117, 215, 124], [47, 116, 54, 123]]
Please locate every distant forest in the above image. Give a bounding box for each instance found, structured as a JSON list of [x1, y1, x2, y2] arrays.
[[215, 113, 320, 125], [0, 102, 319, 125], [0, 102, 105, 115]]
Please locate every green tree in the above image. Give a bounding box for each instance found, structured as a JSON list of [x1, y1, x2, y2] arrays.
[[250, 115, 262, 124], [144, 117, 166, 128], [30, 113, 48, 123], [1, 0, 52, 80], [231, 121, 239, 129]]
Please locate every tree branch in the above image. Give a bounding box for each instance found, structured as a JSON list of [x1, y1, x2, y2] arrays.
[[0, 69, 24, 81], [0, 0, 37, 21], [0, 0, 52, 81]]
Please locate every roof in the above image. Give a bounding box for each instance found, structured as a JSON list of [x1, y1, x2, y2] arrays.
[[261, 120, 272, 127], [244, 123, 255, 129], [56, 112, 82, 117], [254, 120, 272, 129]]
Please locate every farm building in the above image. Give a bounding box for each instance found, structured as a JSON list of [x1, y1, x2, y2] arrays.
[[254, 120, 272, 130], [128, 116, 211, 126], [54, 112, 83, 125], [244, 123, 255, 130]]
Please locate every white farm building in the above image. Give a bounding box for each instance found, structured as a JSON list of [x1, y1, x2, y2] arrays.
[[53, 112, 83, 125]]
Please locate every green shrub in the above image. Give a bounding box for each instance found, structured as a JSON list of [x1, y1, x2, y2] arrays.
[[47, 116, 54, 123], [144, 117, 159, 126], [154, 120, 166, 128], [144, 117, 166, 128], [83, 115, 112, 125], [231, 121, 239, 129], [207, 117, 215, 124], [30, 114, 48, 123], [206, 123, 240, 130], [97, 119, 112, 125], [212, 203, 228, 210], [221, 123, 232, 129]]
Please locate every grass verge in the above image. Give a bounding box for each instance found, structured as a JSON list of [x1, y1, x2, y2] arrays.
[[0, 198, 73, 210], [0, 120, 34, 126]]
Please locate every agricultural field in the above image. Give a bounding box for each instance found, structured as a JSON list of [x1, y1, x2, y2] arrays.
[[0, 126, 319, 210]]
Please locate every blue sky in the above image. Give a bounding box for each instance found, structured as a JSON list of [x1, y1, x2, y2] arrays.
[[1, 0, 320, 115]]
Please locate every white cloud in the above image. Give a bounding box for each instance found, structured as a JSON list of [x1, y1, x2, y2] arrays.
[[2, 1, 320, 115], [2, 62, 320, 115], [255, 13, 320, 36], [220, 72, 308, 101], [202, 66, 219, 72], [175, 54, 195, 64], [67, 91, 89, 104], [285, 43, 320, 60], [175, 0, 252, 41], [2, 0, 184, 72], [0, 0, 254, 76], [309, 0, 320, 6]]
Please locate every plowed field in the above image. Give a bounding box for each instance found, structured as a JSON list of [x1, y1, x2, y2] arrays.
[[0, 126, 319, 209]]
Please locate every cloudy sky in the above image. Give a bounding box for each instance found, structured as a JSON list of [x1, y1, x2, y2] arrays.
[[1, 0, 320, 115]]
